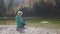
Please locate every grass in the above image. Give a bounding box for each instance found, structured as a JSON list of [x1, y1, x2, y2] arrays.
[[26, 18, 60, 24], [0, 19, 15, 25], [0, 18, 60, 29], [25, 18, 60, 29]]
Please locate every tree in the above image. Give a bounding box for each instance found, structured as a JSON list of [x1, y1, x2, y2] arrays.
[[0, 0, 5, 16], [32, 0, 57, 17]]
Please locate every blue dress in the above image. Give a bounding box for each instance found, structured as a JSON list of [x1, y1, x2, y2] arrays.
[[16, 15, 25, 28]]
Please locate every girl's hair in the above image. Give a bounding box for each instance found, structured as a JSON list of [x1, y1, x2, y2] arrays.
[[16, 11, 18, 15]]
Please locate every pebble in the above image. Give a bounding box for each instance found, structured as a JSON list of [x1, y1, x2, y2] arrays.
[[0, 25, 58, 34]]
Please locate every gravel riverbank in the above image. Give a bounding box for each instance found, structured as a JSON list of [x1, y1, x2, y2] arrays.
[[0, 25, 60, 34]]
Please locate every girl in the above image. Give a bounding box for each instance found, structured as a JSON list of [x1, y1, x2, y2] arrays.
[[16, 11, 25, 28]]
